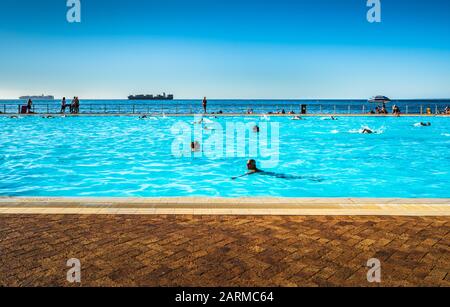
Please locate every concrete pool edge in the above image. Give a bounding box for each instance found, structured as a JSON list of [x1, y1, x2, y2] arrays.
[[0, 197, 449, 216]]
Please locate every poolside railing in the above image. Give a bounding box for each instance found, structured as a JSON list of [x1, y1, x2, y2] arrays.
[[0, 103, 448, 115]]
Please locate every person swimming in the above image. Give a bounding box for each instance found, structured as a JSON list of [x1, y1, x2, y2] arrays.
[[291, 116, 303, 120], [420, 122, 431, 127], [231, 160, 263, 179], [191, 141, 201, 152], [253, 125, 260, 133], [361, 128, 374, 134], [232, 159, 322, 182], [322, 116, 337, 121]]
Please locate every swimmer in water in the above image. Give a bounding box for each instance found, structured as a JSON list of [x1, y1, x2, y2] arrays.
[[322, 116, 337, 121], [232, 159, 322, 182], [139, 115, 148, 119], [361, 128, 374, 134], [191, 141, 201, 152], [253, 125, 260, 133], [420, 122, 431, 127], [291, 116, 303, 120], [232, 160, 262, 179]]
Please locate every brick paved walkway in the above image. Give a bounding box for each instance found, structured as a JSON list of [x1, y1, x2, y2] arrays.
[[0, 214, 449, 287]]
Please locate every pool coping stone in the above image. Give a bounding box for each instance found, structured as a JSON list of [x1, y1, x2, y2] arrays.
[[0, 197, 448, 216]]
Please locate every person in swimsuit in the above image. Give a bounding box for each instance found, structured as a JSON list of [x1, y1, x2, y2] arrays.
[[27, 99, 33, 113], [70, 97, 76, 113], [60, 97, 67, 114], [191, 141, 201, 152], [74, 97, 80, 114], [420, 122, 431, 126], [202, 97, 207, 114], [232, 159, 322, 182]]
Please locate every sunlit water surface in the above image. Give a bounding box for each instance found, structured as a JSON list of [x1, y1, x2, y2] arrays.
[[0, 116, 449, 198]]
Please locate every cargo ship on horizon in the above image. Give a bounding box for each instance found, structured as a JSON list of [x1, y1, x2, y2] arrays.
[[128, 93, 174, 100], [19, 94, 54, 100]]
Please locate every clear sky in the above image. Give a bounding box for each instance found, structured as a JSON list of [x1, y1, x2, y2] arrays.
[[0, 0, 449, 99]]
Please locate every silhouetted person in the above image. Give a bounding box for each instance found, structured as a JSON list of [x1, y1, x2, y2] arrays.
[[27, 99, 33, 113], [202, 97, 207, 113], [60, 97, 67, 114]]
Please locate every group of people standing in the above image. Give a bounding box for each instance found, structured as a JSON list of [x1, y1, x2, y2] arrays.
[[60, 97, 80, 114], [370, 104, 401, 115]]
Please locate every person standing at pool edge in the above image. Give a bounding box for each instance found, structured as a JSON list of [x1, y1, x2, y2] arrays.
[[60, 97, 66, 114], [70, 97, 75, 113], [202, 97, 207, 114], [27, 99, 33, 113]]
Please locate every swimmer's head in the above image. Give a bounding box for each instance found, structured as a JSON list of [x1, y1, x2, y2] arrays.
[[247, 159, 257, 171]]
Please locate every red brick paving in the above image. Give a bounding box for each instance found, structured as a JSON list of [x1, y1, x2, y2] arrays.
[[0, 214, 449, 287]]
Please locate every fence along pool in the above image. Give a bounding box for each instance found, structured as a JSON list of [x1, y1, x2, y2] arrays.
[[0, 100, 449, 115]]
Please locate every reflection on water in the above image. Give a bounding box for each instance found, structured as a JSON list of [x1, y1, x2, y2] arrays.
[[0, 116, 449, 198]]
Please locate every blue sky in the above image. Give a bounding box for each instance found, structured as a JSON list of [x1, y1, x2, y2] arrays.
[[0, 0, 449, 99]]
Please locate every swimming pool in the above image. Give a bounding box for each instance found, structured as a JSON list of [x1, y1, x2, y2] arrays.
[[0, 115, 449, 198]]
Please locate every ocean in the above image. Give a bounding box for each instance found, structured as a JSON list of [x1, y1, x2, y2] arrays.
[[0, 99, 449, 114]]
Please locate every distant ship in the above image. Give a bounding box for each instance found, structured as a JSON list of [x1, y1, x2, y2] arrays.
[[19, 94, 54, 100], [128, 93, 174, 100]]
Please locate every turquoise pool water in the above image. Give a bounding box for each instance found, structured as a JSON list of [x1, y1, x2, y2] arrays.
[[0, 116, 449, 198]]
